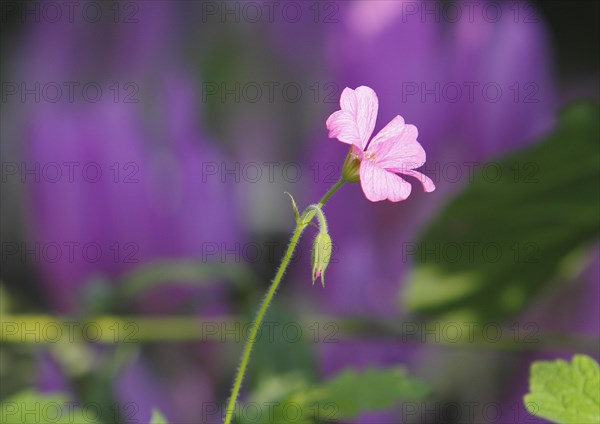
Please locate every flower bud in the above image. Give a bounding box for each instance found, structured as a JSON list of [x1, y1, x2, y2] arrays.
[[341, 148, 360, 183], [312, 232, 333, 287]]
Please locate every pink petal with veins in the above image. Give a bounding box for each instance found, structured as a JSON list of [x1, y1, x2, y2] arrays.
[[368, 116, 426, 172], [326, 86, 379, 150], [359, 159, 412, 202]]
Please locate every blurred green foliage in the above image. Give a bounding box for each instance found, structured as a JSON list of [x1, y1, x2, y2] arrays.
[[237, 366, 430, 423], [403, 102, 600, 322], [249, 305, 318, 383]]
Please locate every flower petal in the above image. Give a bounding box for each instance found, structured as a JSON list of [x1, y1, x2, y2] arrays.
[[400, 169, 436, 192], [326, 86, 378, 150], [367, 116, 426, 172], [359, 159, 411, 202]]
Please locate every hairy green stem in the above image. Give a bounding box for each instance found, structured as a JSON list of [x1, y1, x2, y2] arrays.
[[223, 179, 344, 424], [305, 205, 328, 233], [317, 179, 345, 207]]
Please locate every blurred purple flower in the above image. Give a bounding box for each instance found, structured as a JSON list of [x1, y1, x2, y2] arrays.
[[18, 2, 239, 315], [24, 73, 238, 314], [13, 2, 238, 422]]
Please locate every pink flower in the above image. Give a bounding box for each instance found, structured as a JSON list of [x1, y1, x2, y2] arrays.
[[326, 86, 435, 202]]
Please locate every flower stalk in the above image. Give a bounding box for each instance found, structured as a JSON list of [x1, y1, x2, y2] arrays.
[[223, 179, 344, 424]]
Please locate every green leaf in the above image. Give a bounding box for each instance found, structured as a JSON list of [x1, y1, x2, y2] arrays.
[[285, 192, 300, 223], [237, 367, 429, 423], [300, 367, 430, 421], [149, 408, 169, 424], [0, 390, 99, 424], [403, 102, 600, 322], [524, 354, 600, 423]]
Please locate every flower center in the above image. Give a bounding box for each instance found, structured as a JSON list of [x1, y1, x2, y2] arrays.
[[364, 151, 377, 162]]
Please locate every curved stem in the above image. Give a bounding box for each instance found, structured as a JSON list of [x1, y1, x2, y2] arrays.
[[317, 179, 345, 207], [305, 205, 328, 233], [223, 179, 344, 424]]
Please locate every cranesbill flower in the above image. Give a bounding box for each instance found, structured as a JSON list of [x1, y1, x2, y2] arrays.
[[326, 86, 435, 202]]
